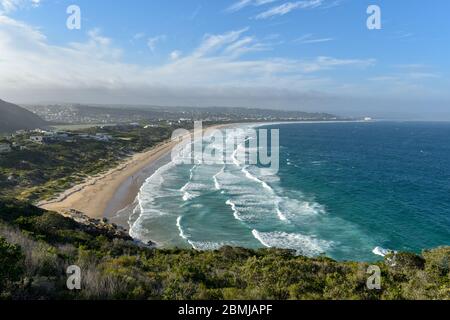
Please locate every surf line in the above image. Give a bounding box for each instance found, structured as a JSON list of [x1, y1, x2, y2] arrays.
[[170, 121, 279, 175], [213, 166, 225, 190], [240, 165, 288, 222]]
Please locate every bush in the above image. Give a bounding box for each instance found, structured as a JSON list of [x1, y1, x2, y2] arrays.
[[1, 200, 450, 300], [0, 237, 24, 291]]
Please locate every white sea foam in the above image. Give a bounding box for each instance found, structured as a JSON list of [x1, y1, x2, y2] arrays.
[[177, 216, 239, 250], [188, 241, 240, 251], [239, 165, 289, 221], [275, 203, 288, 221], [182, 192, 195, 201], [226, 199, 244, 221], [176, 216, 188, 240], [176, 216, 202, 249], [372, 246, 395, 257], [252, 230, 333, 257], [180, 165, 208, 201], [133, 123, 330, 254], [180, 182, 189, 192], [130, 160, 178, 240], [241, 166, 273, 192], [213, 166, 224, 190], [231, 147, 241, 167], [278, 196, 326, 218]]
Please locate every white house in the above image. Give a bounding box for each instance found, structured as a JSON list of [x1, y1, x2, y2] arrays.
[[94, 133, 112, 141], [30, 136, 44, 144]]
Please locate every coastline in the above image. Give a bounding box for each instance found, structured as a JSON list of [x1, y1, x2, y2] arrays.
[[38, 123, 231, 227], [38, 120, 364, 232]]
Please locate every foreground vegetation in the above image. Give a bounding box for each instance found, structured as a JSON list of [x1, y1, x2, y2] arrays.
[[0, 198, 448, 300]]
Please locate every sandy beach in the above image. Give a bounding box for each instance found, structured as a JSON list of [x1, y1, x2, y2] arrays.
[[38, 124, 229, 221]]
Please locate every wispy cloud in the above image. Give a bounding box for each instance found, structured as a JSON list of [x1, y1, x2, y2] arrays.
[[133, 32, 145, 40], [226, 0, 278, 13], [170, 50, 182, 60], [294, 33, 333, 44], [193, 28, 272, 58], [391, 31, 414, 40], [320, 0, 343, 9], [0, 0, 40, 13], [369, 64, 440, 84], [255, 0, 323, 19], [189, 5, 202, 20], [147, 34, 166, 52]]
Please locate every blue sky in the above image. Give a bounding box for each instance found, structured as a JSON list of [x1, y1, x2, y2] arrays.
[[1, 0, 449, 119]]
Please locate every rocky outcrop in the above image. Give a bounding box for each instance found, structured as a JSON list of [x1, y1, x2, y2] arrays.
[[61, 209, 132, 241]]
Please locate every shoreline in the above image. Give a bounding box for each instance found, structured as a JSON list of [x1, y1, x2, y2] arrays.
[[39, 120, 365, 231], [38, 123, 232, 226]]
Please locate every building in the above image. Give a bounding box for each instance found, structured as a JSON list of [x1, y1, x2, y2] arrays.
[[93, 133, 112, 142], [0, 143, 11, 153], [30, 136, 44, 144]]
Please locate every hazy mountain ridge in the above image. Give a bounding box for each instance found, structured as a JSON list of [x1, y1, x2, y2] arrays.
[[0, 99, 47, 133], [23, 103, 340, 125]]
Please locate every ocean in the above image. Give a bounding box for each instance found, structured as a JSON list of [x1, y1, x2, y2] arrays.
[[128, 121, 450, 261]]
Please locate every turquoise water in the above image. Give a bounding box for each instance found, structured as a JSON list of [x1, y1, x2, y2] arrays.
[[129, 122, 450, 261]]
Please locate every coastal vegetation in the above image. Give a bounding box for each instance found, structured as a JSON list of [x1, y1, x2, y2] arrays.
[[0, 123, 191, 202], [0, 198, 449, 300]]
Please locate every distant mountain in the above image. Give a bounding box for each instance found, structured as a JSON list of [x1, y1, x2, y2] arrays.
[[23, 103, 341, 125], [0, 99, 48, 133]]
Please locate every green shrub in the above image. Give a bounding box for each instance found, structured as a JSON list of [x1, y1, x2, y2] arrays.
[[0, 237, 24, 291]]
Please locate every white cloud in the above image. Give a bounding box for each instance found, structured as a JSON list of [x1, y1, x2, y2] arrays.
[[170, 50, 182, 60], [0, 0, 39, 13], [147, 35, 166, 52], [320, 0, 343, 9], [0, 16, 377, 107], [369, 64, 440, 83], [294, 33, 333, 44], [226, 0, 278, 13], [255, 0, 323, 19]]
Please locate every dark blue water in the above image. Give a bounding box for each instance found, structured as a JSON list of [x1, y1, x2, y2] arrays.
[[131, 121, 450, 262], [272, 121, 450, 260]]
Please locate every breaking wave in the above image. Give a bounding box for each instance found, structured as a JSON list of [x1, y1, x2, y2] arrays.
[[252, 230, 334, 257]]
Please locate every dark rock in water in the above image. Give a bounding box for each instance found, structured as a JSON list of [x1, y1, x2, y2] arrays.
[[131, 239, 157, 248], [147, 240, 157, 247]]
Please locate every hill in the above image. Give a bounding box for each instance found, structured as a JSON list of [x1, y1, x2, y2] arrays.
[[0, 99, 47, 133], [23, 103, 340, 125]]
